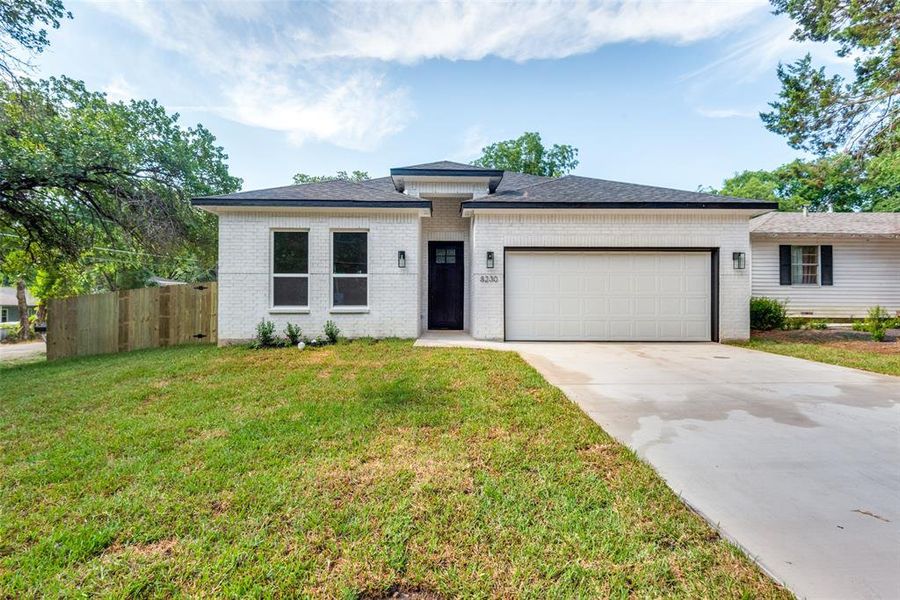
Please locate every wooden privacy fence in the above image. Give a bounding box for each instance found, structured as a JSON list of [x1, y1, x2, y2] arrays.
[[46, 283, 217, 360]]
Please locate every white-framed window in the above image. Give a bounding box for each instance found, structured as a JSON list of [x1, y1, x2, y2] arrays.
[[1, 308, 7, 323], [332, 231, 368, 307], [791, 245, 819, 285], [271, 230, 309, 308]]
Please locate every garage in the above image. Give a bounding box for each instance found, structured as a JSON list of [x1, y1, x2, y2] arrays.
[[504, 250, 715, 341]]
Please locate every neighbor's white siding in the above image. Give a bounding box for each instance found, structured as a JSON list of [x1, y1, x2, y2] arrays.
[[751, 236, 900, 318], [470, 211, 753, 341], [217, 210, 420, 343]]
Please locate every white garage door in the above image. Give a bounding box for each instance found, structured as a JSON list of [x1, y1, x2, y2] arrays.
[[505, 251, 712, 341]]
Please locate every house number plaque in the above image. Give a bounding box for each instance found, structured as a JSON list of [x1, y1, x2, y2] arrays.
[[479, 275, 499, 283]]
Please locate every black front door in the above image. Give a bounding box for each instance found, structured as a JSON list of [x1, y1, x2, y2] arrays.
[[428, 241, 464, 329]]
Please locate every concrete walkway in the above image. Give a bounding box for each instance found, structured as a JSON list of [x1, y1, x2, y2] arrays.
[[415, 335, 900, 599]]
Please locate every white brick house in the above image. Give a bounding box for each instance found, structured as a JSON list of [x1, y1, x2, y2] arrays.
[[194, 161, 776, 343]]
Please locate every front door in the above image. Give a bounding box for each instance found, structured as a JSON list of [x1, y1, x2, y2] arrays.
[[428, 241, 464, 329]]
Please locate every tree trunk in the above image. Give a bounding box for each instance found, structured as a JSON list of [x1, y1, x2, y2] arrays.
[[16, 279, 30, 341]]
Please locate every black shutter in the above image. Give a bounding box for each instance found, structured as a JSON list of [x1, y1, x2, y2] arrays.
[[779, 245, 792, 285], [820, 245, 833, 286]]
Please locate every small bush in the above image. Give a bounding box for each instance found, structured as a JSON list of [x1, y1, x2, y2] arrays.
[[750, 297, 787, 331], [284, 323, 302, 345], [252, 319, 278, 348], [807, 320, 827, 330], [324, 320, 340, 344], [783, 317, 804, 331], [865, 306, 890, 342], [851, 320, 866, 332]]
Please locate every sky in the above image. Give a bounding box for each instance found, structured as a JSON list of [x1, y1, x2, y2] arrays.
[[32, 0, 850, 193]]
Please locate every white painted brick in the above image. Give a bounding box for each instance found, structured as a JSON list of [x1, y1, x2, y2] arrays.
[[469, 210, 752, 341], [217, 210, 420, 343]]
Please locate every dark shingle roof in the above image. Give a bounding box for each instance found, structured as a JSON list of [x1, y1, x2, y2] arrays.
[[192, 179, 429, 209], [391, 160, 496, 172], [751, 212, 900, 237], [462, 175, 777, 209]]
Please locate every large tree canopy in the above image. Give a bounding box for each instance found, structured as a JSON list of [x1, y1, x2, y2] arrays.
[[0, 0, 71, 79], [292, 170, 369, 185], [0, 76, 241, 262], [712, 152, 899, 212], [762, 0, 899, 157], [473, 132, 579, 177]]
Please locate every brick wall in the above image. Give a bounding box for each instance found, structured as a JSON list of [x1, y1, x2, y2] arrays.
[[469, 210, 752, 341], [217, 210, 421, 343]]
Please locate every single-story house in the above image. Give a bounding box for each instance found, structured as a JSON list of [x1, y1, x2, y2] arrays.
[[750, 211, 900, 318], [0, 286, 36, 324], [194, 160, 776, 343]]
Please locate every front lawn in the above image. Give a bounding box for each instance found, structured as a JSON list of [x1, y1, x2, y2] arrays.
[[733, 330, 900, 377], [0, 341, 787, 597]]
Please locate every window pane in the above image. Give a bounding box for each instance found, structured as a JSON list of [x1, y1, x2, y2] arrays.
[[273, 276, 308, 306], [333, 232, 367, 274], [446, 248, 456, 264], [274, 232, 308, 274], [333, 277, 367, 306]]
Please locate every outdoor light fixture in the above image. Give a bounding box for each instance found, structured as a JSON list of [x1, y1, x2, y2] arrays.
[[398, 250, 406, 268], [486, 251, 495, 269], [733, 252, 746, 270]]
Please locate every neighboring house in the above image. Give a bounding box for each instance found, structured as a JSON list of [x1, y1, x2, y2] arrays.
[[750, 211, 900, 318], [0, 286, 37, 324], [193, 161, 775, 344]]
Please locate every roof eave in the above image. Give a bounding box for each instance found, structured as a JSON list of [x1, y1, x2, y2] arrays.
[[461, 201, 778, 210], [192, 198, 432, 212]]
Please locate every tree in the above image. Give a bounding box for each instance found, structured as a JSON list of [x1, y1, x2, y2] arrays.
[[762, 0, 899, 157], [0, 76, 241, 268], [473, 132, 579, 177], [712, 153, 882, 212], [0, 0, 71, 80], [292, 170, 369, 185]]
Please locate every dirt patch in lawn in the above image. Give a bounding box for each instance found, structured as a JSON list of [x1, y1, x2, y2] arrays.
[[754, 328, 900, 352]]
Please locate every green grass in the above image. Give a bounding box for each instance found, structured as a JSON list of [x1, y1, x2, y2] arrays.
[[733, 339, 899, 376], [0, 341, 788, 598]]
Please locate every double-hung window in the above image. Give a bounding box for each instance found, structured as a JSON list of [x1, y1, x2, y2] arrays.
[[791, 245, 819, 285], [332, 231, 367, 307], [272, 231, 309, 308]]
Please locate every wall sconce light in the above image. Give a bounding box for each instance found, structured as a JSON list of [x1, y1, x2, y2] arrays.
[[398, 250, 406, 268], [732, 251, 746, 270], [486, 251, 495, 269]]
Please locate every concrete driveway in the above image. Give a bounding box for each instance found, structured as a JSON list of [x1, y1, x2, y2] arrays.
[[416, 334, 900, 598], [516, 342, 900, 600]]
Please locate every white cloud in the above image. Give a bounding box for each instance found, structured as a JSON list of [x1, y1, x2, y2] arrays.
[[292, 0, 768, 63], [87, 0, 773, 149], [451, 126, 490, 163], [102, 75, 138, 102], [695, 107, 757, 119]]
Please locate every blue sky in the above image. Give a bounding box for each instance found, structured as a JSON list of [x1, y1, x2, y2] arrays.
[[34, 1, 848, 192]]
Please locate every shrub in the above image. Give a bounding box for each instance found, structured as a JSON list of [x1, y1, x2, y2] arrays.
[[783, 317, 804, 331], [851, 320, 866, 332], [807, 320, 827, 330], [865, 306, 890, 342], [252, 319, 277, 348], [284, 323, 302, 345], [324, 320, 340, 344], [750, 297, 787, 331]]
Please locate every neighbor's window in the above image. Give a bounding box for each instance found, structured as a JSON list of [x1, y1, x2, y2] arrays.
[[791, 245, 819, 285], [332, 231, 367, 307], [1, 308, 7, 323], [272, 231, 309, 307]]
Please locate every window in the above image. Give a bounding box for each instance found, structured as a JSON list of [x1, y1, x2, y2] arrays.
[[435, 247, 456, 264], [1, 308, 7, 323], [332, 231, 367, 307], [791, 245, 819, 284], [272, 231, 309, 307]]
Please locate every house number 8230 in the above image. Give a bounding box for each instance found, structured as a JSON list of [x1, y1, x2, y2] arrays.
[[480, 275, 499, 283]]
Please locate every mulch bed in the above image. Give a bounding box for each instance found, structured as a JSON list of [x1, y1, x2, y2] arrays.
[[752, 327, 900, 354]]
